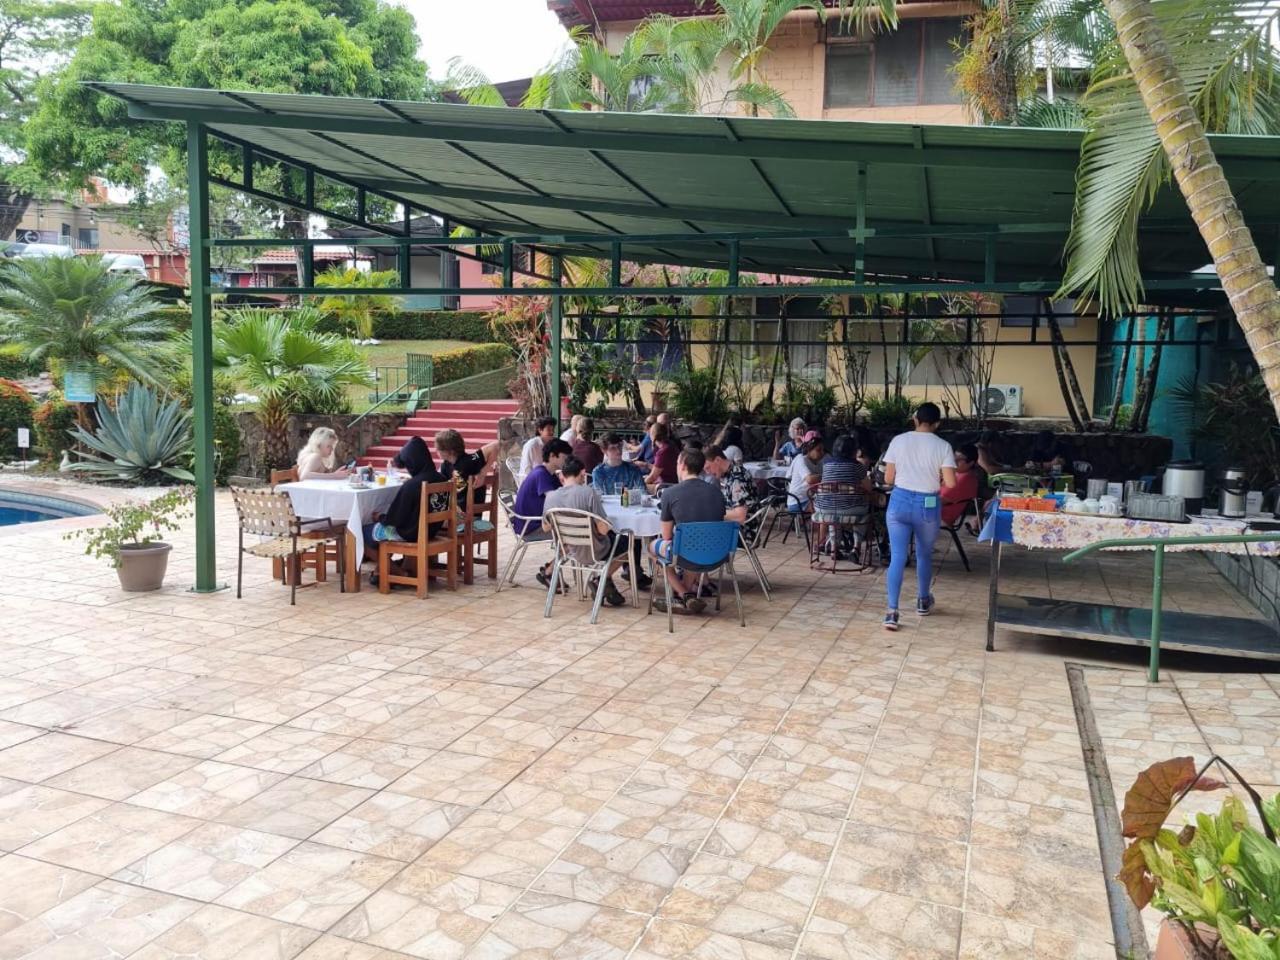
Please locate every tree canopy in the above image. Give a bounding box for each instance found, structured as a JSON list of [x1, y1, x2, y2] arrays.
[[26, 0, 428, 200]]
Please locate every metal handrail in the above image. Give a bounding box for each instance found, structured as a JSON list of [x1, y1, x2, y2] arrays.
[[1063, 533, 1280, 682]]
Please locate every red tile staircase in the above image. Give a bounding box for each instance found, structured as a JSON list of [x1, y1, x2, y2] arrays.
[[358, 399, 521, 465]]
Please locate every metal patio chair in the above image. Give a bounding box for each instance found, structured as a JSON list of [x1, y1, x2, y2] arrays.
[[542, 508, 624, 624]]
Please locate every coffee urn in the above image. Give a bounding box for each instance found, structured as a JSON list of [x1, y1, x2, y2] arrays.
[[1219, 467, 1248, 519], [1162, 460, 1205, 514]]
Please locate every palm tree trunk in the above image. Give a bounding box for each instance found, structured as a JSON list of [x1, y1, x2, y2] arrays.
[[1132, 311, 1173, 433], [1046, 306, 1091, 426], [1103, 0, 1280, 421], [1107, 316, 1136, 430]]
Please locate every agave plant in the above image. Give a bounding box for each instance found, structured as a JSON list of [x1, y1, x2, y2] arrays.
[[68, 382, 194, 484]]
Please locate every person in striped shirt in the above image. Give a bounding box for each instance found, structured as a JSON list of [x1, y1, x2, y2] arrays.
[[813, 435, 872, 558]]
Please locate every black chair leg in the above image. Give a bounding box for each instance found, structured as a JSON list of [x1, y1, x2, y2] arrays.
[[948, 527, 971, 572]]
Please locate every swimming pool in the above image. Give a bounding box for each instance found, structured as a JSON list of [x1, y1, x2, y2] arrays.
[[0, 488, 100, 526]]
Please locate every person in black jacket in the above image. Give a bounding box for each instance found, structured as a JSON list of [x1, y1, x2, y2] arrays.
[[364, 437, 448, 559]]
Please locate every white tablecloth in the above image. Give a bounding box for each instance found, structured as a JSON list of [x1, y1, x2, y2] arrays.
[[743, 461, 789, 481], [603, 503, 663, 538], [279, 479, 402, 568]]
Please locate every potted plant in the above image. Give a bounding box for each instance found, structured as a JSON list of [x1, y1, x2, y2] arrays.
[[67, 486, 193, 592], [1119, 755, 1280, 959]]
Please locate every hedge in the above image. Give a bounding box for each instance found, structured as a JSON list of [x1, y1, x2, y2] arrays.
[[316, 309, 497, 342], [0, 379, 34, 453], [432, 343, 512, 385], [432, 366, 514, 401]]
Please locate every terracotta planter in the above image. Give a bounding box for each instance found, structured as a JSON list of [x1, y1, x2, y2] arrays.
[[1154, 921, 1221, 959], [116, 542, 173, 592]]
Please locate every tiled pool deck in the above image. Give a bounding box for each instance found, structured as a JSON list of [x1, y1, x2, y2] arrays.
[[0, 479, 1274, 959]]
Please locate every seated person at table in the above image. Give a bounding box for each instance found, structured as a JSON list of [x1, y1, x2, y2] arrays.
[[942, 443, 983, 527], [363, 437, 447, 565], [773, 418, 807, 461], [627, 415, 657, 464], [543, 457, 628, 607], [787, 434, 824, 513], [857, 437, 887, 507], [976, 430, 1009, 477], [560, 414, 585, 444], [1026, 429, 1069, 474], [518, 417, 558, 487], [703, 444, 754, 524], [513, 438, 571, 587], [296, 427, 350, 480], [712, 417, 746, 463], [813, 435, 872, 555], [651, 448, 726, 614], [593, 435, 647, 493], [436, 430, 500, 507], [645, 421, 680, 487], [570, 417, 604, 474]]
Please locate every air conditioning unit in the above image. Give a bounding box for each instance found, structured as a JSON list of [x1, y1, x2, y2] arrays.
[[977, 384, 1023, 417]]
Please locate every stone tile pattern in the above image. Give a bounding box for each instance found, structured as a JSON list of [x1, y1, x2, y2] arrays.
[[0, 483, 1262, 959]]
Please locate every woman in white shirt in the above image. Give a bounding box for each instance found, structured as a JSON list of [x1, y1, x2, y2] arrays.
[[881, 402, 956, 631], [559, 414, 585, 444], [296, 427, 351, 480], [518, 417, 557, 486]]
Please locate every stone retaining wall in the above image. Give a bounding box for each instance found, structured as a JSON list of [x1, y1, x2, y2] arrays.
[[231, 411, 405, 479]]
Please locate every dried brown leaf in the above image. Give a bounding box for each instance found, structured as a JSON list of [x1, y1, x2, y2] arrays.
[[1122, 758, 1227, 840], [1119, 841, 1156, 908]]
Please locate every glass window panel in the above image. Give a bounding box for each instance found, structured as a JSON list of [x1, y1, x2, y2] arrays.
[[825, 45, 872, 108], [874, 21, 921, 107], [923, 19, 966, 104]]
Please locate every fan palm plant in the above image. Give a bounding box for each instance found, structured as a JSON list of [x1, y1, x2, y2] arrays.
[[0, 256, 174, 426], [210, 306, 372, 469], [1059, 0, 1280, 416]]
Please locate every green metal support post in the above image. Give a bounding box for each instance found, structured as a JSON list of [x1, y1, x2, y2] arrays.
[[1149, 545, 1165, 682], [550, 254, 563, 429], [186, 122, 219, 592]]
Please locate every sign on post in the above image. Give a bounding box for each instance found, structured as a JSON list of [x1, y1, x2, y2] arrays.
[[16, 428, 28, 449], [63, 371, 95, 404]]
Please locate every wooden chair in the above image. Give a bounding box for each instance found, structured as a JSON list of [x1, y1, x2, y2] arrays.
[[460, 474, 499, 585], [378, 480, 458, 599], [230, 487, 346, 605], [269, 465, 338, 583]]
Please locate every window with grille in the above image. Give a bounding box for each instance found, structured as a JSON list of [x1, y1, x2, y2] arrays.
[[824, 19, 966, 108]]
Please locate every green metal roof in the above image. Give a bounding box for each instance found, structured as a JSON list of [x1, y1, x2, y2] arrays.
[[95, 82, 1280, 288]]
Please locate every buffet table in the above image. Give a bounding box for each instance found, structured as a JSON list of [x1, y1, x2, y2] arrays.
[[978, 500, 1280, 662]]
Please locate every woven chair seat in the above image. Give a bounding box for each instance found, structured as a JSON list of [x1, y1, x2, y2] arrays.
[[245, 536, 310, 559]]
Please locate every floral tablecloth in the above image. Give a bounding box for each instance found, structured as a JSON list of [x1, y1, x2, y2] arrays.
[[979, 506, 1280, 556]]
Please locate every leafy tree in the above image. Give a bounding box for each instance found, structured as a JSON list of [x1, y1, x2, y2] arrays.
[[313, 266, 402, 339], [0, 0, 93, 239], [0, 256, 175, 426], [26, 0, 428, 274], [210, 306, 371, 468]]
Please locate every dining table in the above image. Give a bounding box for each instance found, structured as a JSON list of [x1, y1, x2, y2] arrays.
[[602, 498, 663, 607], [278, 477, 402, 592], [743, 460, 789, 481]]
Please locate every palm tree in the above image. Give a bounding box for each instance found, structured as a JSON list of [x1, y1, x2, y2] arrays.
[[211, 306, 372, 468], [1058, 0, 1280, 417], [312, 266, 402, 340], [0, 255, 174, 426]]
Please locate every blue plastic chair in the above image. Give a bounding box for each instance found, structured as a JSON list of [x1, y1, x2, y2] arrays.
[[647, 520, 745, 633]]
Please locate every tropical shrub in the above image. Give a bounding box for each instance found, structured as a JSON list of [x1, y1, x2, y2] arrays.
[[66, 487, 193, 568], [1120, 756, 1280, 959], [0, 348, 40, 379], [211, 307, 372, 469], [669, 367, 727, 424], [864, 393, 919, 430], [1171, 366, 1280, 491], [313, 267, 402, 339], [33, 390, 76, 462], [168, 370, 242, 486], [67, 382, 194, 484], [431, 343, 512, 385], [0, 256, 175, 424], [0, 378, 34, 452]]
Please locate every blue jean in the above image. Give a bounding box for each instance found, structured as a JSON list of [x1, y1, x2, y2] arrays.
[[885, 488, 942, 611]]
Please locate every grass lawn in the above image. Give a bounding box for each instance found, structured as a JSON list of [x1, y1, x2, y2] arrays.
[[349, 338, 476, 411]]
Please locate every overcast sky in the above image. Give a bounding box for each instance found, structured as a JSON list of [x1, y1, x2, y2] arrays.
[[403, 0, 572, 84]]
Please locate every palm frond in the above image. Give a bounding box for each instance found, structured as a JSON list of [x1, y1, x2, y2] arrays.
[[1017, 94, 1085, 127], [1060, 0, 1280, 315], [439, 58, 508, 108]]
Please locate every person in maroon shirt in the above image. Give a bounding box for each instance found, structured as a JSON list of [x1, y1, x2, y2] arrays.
[[569, 417, 604, 474], [644, 421, 679, 486]]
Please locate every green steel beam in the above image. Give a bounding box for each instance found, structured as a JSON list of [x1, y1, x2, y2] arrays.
[[854, 163, 867, 283], [187, 122, 219, 593], [551, 255, 563, 428]]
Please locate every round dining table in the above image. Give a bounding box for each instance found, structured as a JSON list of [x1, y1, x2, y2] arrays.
[[601, 498, 662, 606]]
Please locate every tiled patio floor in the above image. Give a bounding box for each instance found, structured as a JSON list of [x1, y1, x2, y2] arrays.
[[0, 479, 1275, 959]]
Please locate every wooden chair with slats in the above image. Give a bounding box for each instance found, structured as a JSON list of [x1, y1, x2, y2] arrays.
[[378, 480, 458, 599], [460, 474, 499, 585], [270, 466, 340, 583], [230, 487, 347, 605]]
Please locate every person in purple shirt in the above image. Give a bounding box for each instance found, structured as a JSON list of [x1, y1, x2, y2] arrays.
[[512, 438, 571, 588]]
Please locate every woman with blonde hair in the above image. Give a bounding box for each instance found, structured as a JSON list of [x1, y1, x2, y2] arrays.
[[296, 427, 351, 480]]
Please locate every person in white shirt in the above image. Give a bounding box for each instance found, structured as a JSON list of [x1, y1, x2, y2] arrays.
[[560, 414, 585, 444], [881, 402, 957, 631], [786, 433, 824, 513], [518, 417, 557, 486]]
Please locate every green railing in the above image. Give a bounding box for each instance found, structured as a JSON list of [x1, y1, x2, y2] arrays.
[[352, 354, 434, 428], [1063, 533, 1280, 682]]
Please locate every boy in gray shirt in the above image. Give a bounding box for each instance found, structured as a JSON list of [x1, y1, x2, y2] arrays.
[[543, 457, 627, 607]]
